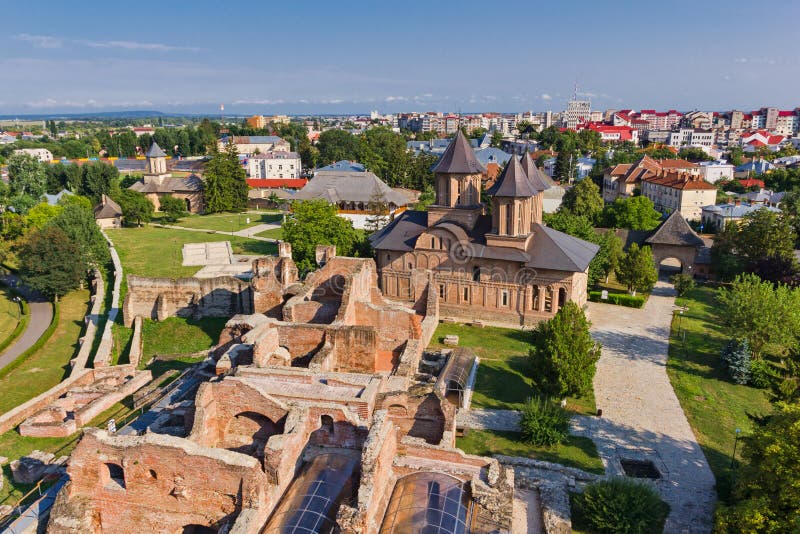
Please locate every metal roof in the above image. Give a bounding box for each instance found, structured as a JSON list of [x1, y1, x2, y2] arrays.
[[145, 141, 167, 158], [487, 155, 537, 197], [431, 130, 487, 174], [645, 211, 705, 246]]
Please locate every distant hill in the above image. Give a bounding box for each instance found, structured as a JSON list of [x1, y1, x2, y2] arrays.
[[0, 110, 168, 120]]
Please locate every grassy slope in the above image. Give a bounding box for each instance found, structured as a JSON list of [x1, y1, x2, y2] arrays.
[[428, 323, 596, 415], [457, 429, 604, 474], [0, 290, 88, 415], [666, 285, 772, 502], [0, 286, 20, 347], [141, 316, 227, 359], [168, 212, 281, 232], [107, 226, 276, 279]]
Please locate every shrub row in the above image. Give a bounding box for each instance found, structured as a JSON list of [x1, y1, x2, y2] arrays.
[[0, 301, 59, 381], [588, 291, 646, 308], [0, 298, 30, 355]]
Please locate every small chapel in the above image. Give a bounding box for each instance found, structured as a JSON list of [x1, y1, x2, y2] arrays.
[[128, 141, 204, 213]]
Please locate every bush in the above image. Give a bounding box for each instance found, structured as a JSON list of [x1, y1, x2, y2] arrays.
[[588, 291, 646, 308], [519, 396, 570, 447], [574, 478, 669, 534], [721, 338, 751, 385], [670, 273, 696, 296], [748, 359, 774, 389], [159, 195, 188, 223]]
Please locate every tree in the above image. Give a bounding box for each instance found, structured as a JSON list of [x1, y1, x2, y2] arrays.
[[79, 161, 120, 201], [282, 199, 361, 273], [721, 338, 752, 385], [19, 226, 85, 300], [615, 243, 657, 296], [7, 153, 47, 200], [716, 273, 800, 359], [678, 147, 714, 162], [560, 178, 604, 223], [114, 189, 153, 226], [602, 196, 662, 231], [364, 188, 390, 233], [711, 223, 745, 281], [716, 402, 800, 532], [25, 202, 62, 229], [159, 195, 187, 223], [317, 129, 363, 165], [529, 301, 601, 398], [49, 203, 110, 267], [594, 231, 624, 284], [203, 142, 248, 213], [489, 130, 504, 148], [670, 273, 695, 296]]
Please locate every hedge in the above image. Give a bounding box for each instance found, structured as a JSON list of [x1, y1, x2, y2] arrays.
[[0, 301, 59, 381], [0, 298, 30, 355], [588, 291, 645, 308]]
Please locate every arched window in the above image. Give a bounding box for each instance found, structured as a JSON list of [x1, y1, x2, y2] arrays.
[[320, 415, 334, 435], [104, 463, 125, 490], [472, 266, 480, 282]]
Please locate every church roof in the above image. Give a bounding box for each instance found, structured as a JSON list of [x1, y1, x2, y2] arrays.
[[292, 170, 413, 206], [645, 211, 705, 247], [145, 141, 167, 158], [129, 175, 203, 193], [487, 156, 536, 197], [527, 224, 600, 271], [431, 130, 487, 174], [520, 152, 550, 192]]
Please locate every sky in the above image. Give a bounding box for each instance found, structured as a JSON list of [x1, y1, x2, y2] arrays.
[[1, 0, 799, 116]]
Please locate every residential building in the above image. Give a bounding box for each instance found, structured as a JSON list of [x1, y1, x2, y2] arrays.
[[563, 99, 591, 129], [13, 148, 53, 162], [602, 155, 698, 202], [246, 151, 301, 179], [740, 130, 785, 152], [246, 115, 267, 129], [734, 159, 775, 177], [697, 161, 735, 183], [578, 123, 638, 144], [701, 202, 781, 231], [668, 128, 714, 149], [93, 195, 123, 229], [316, 160, 366, 173], [246, 178, 307, 190], [640, 171, 717, 220], [776, 110, 800, 136], [218, 135, 291, 156], [370, 131, 598, 326]]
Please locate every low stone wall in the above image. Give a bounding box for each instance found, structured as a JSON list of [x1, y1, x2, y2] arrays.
[[93, 232, 123, 368], [0, 369, 94, 434], [127, 316, 143, 368], [70, 269, 105, 376]]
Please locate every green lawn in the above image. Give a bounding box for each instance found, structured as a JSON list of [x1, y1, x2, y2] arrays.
[[457, 429, 604, 474], [428, 323, 596, 415], [141, 316, 227, 360], [107, 226, 277, 279], [666, 285, 773, 502], [255, 227, 283, 240], [166, 212, 281, 232], [0, 286, 21, 348], [0, 290, 88, 415]]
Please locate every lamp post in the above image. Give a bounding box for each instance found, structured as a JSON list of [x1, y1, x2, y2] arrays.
[[12, 296, 21, 320], [730, 428, 742, 468]]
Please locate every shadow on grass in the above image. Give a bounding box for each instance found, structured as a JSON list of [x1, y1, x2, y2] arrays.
[[473, 361, 534, 409], [233, 239, 278, 256]]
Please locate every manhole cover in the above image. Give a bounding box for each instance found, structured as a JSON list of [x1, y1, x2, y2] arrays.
[[620, 459, 660, 479]]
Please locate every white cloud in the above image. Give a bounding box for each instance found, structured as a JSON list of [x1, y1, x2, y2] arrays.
[[13, 33, 201, 52], [540, 93, 552, 101], [384, 96, 408, 102], [13, 34, 63, 48]]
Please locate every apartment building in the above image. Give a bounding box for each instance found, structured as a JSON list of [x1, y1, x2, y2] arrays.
[[602, 155, 699, 202], [641, 171, 717, 220], [246, 151, 302, 179]]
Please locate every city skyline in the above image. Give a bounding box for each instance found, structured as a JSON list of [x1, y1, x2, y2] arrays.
[[2, 0, 799, 115]]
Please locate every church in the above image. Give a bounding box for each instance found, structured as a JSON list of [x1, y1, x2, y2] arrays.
[[128, 141, 204, 213], [370, 130, 599, 326]]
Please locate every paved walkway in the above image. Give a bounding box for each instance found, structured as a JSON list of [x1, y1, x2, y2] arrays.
[[153, 223, 278, 242], [0, 275, 53, 372], [572, 281, 716, 533], [456, 408, 521, 431]]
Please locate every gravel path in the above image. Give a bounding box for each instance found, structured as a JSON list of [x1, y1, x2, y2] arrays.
[[573, 281, 717, 533]]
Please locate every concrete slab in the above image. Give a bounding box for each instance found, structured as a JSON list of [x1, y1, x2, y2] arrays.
[[181, 242, 233, 266]]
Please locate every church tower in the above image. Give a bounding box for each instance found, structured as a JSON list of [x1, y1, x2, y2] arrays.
[[143, 141, 171, 184], [520, 151, 547, 227], [486, 155, 536, 246], [427, 130, 487, 229]]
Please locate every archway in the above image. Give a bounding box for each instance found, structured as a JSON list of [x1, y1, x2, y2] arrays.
[[222, 411, 285, 456], [658, 257, 683, 280], [184, 198, 192, 212]]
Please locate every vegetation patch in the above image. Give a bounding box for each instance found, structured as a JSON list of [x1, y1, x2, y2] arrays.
[[457, 429, 603, 475], [570, 478, 669, 534], [588, 291, 645, 308], [141, 316, 227, 360], [170, 212, 281, 232]]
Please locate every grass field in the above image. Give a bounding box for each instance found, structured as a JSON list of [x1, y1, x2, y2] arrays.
[[0, 286, 21, 348], [0, 290, 88, 415], [107, 226, 277, 279], [167, 212, 281, 232], [255, 227, 283, 240], [666, 285, 773, 502], [427, 323, 596, 415], [457, 429, 604, 474], [141, 316, 227, 360]]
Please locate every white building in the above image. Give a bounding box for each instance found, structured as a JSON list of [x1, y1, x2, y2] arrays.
[[246, 151, 302, 179], [697, 161, 735, 183], [13, 148, 53, 162], [668, 128, 714, 149], [218, 135, 290, 156], [563, 99, 591, 129]]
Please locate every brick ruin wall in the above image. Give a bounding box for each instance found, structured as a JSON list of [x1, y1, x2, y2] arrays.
[[122, 275, 254, 327]]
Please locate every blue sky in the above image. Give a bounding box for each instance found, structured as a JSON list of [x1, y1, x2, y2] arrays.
[[1, 0, 799, 115]]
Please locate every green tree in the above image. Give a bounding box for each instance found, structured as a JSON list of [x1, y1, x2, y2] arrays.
[[602, 196, 662, 231], [670, 273, 695, 296], [529, 301, 601, 398], [716, 402, 800, 533], [364, 188, 390, 233], [203, 142, 248, 213], [711, 223, 745, 281], [489, 130, 504, 148], [25, 202, 62, 229], [7, 153, 47, 199], [79, 161, 120, 201], [615, 243, 657, 296], [49, 203, 110, 267], [317, 129, 364, 165], [282, 199, 360, 273], [560, 178, 604, 223], [716, 273, 800, 359], [159, 195, 187, 223], [737, 209, 796, 269], [19, 226, 85, 300], [678, 147, 714, 162], [595, 231, 624, 284], [113, 189, 153, 226]]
